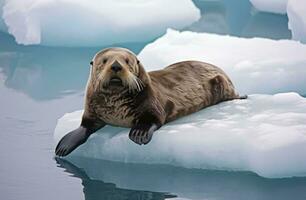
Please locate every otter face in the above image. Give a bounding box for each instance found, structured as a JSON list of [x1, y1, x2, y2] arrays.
[[90, 48, 144, 92]]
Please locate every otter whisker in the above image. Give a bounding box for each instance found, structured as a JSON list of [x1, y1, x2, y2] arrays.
[[95, 74, 104, 91], [125, 74, 137, 93], [128, 78, 135, 93], [133, 76, 141, 92], [136, 77, 144, 90], [133, 77, 143, 92], [97, 72, 111, 91], [134, 75, 144, 92]]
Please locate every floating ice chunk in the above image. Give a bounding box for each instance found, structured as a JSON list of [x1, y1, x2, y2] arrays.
[[1, 0, 200, 46], [249, 0, 288, 14], [138, 29, 306, 95], [287, 0, 306, 43], [54, 93, 306, 178]]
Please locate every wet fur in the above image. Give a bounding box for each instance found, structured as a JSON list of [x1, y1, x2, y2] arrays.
[[55, 48, 243, 156], [85, 60, 239, 127], [149, 61, 239, 123]]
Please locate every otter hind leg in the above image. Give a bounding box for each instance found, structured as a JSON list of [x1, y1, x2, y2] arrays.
[[210, 75, 244, 102], [129, 123, 159, 145], [209, 75, 226, 102]]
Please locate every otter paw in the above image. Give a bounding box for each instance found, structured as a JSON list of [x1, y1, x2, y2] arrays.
[[129, 124, 158, 145], [55, 127, 88, 157]]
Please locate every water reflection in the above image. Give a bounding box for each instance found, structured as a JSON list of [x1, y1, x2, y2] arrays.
[[0, 31, 150, 100], [189, 0, 291, 39], [57, 157, 306, 200], [56, 158, 176, 200], [0, 0, 292, 100]]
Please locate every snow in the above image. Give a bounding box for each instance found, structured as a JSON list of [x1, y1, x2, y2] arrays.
[[287, 0, 306, 43], [1, 0, 200, 46], [54, 92, 306, 178], [250, 0, 288, 14], [138, 29, 306, 95]]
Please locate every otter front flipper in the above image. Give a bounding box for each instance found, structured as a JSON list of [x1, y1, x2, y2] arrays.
[[129, 123, 158, 145], [55, 126, 90, 157]]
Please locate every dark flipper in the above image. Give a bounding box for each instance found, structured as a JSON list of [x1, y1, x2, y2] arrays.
[[129, 123, 158, 145], [55, 116, 106, 157], [55, 126, 90, 157]]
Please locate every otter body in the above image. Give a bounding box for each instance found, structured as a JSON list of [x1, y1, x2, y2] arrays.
[[149, 61, 239, 123], [56, 48, 245, 156]]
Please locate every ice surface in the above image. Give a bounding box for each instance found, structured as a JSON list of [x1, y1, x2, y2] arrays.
[[54, 93, 306, 178], [138, 29, 306, 95], [287, 0, 306, 43], [1, 0, 200, 46], [250, 0, 288, 14]]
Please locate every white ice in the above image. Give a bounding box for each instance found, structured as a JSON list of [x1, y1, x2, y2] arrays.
[[54, 92, 306, 178], [0, 0, 6, 31], [1, 0, 200, 46], [138, 29, 306, 95], [287, 0, 306, 43], [250, 0, 288, 14], [249, 0, 306, 43]]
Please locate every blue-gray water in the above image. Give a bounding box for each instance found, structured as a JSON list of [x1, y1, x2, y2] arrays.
[[0, 1, 304, 200]]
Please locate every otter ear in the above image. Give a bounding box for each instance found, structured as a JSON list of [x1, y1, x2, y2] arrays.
[[90, 61, 93, 66]]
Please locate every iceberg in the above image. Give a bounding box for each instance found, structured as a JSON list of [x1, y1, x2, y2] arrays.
[[54, 93, 306, 178], [287, 0, 306, 43], [249, 0, 288, 14], [248, 0, 306, 43], [1, 0, 200, 46], [138, 29, 306, 95], [0, 0, 6, 31], [188, 0, 291, 40]]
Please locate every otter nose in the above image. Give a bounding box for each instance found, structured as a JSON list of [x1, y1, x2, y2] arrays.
[[111, 61, 122, 72]]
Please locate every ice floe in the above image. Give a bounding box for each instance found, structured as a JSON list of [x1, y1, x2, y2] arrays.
[[54, 92, 306, 178], [1, 0, 200, 46], [287, 0, 306, 43], [138, 29, 306, 95], [250, 0, 288, 14]]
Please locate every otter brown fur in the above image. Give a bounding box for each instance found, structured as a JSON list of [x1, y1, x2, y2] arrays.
[[55, 47, 245, 156]]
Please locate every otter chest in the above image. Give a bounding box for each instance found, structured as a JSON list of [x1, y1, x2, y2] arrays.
[[92, 93, 136, 128]]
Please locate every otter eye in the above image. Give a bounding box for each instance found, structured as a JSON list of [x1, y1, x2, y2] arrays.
[[125, 58, 129, 65], [102, 58, 107, 64], [137, 60, 140, 64], [90, 61, 93, 66]]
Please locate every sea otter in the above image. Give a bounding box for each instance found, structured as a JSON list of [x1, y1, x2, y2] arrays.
[[55, 47, 246, 156]]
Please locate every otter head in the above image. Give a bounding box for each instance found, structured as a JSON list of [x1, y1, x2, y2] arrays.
[[90, 47, 149, 93]]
